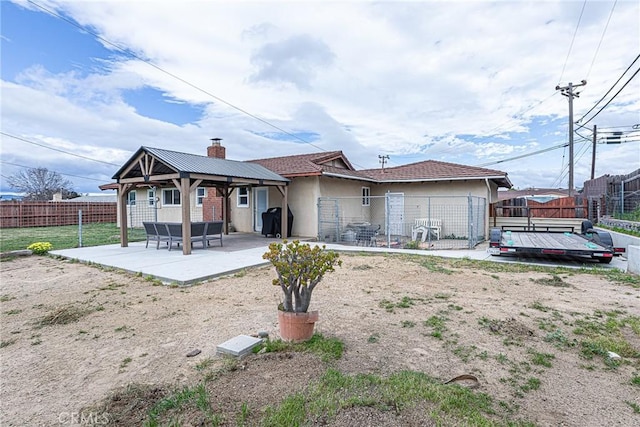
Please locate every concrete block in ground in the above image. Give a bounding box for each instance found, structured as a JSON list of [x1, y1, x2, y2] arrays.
[[627, 245, 640, 275], [216, 335, 263, 358]]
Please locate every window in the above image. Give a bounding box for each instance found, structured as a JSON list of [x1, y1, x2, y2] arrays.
[[147, 189, 156, 206], [237, 187, 249, 207], [196, 187, 206, 206], [362, 187, 370, 206], [127, 191, 136, 206], [163, 188, 181, 206]]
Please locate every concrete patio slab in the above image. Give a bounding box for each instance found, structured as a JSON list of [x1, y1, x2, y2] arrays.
[[50, 235, 628, 286], [51, 241, 272, 285]]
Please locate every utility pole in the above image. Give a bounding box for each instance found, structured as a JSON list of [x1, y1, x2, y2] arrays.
[[590, 124, 597, 180], [378, 155, 389, 171], [556, 80, 586, 196]]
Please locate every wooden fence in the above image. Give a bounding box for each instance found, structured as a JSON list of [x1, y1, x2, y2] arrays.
[[0, 201, 117, 228], [491, 196, 587, 219]]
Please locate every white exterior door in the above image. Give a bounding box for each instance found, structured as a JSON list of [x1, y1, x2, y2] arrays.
[[254, 188, 268, 232], [387, 192, 404, 236]]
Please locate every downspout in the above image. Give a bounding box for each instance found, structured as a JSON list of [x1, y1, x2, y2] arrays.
[[485, 179, 491, 236]]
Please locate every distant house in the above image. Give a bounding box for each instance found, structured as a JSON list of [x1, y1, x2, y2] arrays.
[[52, 192, 117, 203], [104, 141, 512, 243], [0, 193, 24, 201], [497, 188, 569, 203]]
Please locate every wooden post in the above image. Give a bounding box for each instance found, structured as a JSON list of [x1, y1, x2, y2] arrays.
[[282, 186, 288, 238], [118, 184, 129, 247], [223, 186, 229, 234], [181, 177, 192, 255]]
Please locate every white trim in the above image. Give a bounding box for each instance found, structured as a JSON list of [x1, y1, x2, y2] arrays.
[[162, 188, 181, 206], [253, 187, 269, 232], [322, 171, 511, 187], [196, 187, 206, 206], [362, 186, 370, 206], [147, 188, 156, 206], [237, 186, 249, 208]]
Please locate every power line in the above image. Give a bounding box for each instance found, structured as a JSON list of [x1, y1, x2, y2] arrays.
[[476, 141, 571, 167], [26, 0, 334, 159], [586, 0, 617, 80], [0, 160, 108, 182], [580, 66, 640, 126], [0, 132, 121, 166], [577, 54, 640, 124], [558, 0, 587, 85]]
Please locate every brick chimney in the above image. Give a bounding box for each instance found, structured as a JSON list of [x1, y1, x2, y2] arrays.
[[207, 138, 225, 159], [203, 138, 225, 222]]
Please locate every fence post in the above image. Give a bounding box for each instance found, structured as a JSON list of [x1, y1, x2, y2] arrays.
[[468, 194, 473, 249], [621, 180, 625, 216], [78, 209, 83, 248], [385, 194, 391, 248], [427, 197, 431, 245]]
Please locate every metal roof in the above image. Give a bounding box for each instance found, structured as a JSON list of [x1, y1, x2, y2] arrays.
[[113, 146, 289, 183]]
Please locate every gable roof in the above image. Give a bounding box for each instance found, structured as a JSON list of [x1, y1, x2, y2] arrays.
[[360, 160, 512, 187], [248, 151, 354, 177], [250, 151, 512, 188], [113, 146, 288, 184]]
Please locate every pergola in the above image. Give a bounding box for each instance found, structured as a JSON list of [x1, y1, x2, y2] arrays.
[[111, 146, 290, 255]]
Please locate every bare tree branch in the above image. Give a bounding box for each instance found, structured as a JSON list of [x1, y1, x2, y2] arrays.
[[6, 167, 75, 201]]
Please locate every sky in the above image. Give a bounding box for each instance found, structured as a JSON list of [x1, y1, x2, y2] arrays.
[[1, 0, 639, 196]]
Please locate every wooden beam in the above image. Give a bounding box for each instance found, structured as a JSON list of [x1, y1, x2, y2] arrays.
[[171, 178, 181, 190], [189, 179, 203, 193], [119, 151, 146, 178], [180, 177, 192, 255], [118, 173, 180, 184]]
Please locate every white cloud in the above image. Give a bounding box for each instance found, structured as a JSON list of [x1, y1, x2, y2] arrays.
[[2, 0, 638, 194]]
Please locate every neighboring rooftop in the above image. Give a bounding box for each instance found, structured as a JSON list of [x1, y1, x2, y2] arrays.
[[497, 188, 569, 202]]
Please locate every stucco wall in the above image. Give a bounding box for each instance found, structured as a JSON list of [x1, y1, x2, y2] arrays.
[[226, 177, 499, 239], [372, 180, 494, 237], [228, 179, 321, 237], [230, 188, 253, 232], [118, 187, 204, 228]]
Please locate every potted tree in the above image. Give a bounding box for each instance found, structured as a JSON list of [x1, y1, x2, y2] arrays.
[[263, 240, 341, 342]]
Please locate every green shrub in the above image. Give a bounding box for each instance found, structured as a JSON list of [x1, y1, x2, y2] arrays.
[[27, 241, 52, 255]]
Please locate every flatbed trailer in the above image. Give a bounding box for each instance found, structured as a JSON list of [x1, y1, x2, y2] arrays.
[[489, 221, 625, 264]]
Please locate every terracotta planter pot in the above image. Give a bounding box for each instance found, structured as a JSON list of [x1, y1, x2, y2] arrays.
[[277, 310, 319, 342]]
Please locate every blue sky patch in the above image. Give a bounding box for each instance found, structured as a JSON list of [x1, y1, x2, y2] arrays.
[[122, 86, 204, 125], [251, 130, 320, 143], [0, 2, 117, 80]]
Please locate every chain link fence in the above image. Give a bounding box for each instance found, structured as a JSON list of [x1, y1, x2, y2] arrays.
[[587, 190, 640, 223], [318, 195, 486, 250]]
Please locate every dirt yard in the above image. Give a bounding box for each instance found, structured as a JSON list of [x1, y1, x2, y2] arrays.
[[1, 253, 638, 426]]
